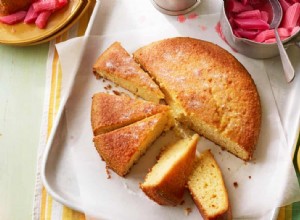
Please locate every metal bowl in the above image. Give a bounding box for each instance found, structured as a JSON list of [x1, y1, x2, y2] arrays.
[[220, 2, 300, 59], [151, 0, 201, 16]]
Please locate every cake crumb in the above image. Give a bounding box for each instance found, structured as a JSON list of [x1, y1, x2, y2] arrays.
[[112, 90, 121, 96], [184, 207, 192, 216], [180, 200, 185, 205], [233, 182, 238, 188], [104, 84, 112, 90], [227, 167, 230, 171], [105, 166, 111, 179], [248, 176, 252, 179]]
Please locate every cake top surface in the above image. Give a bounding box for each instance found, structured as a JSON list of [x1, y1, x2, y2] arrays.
[[91, 92, 169, 135], [93, 42, 163, 92], [133, 37, 261, 157], [93, 113, 166, 175]]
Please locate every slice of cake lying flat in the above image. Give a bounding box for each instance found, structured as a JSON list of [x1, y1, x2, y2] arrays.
[[140, 134, 199, 206], [93, 113, 170, 177], [133, 37, 261, 161], [187, 150, 232, 220], [93, 42, 164, 103], [91, 92, 170, 135]]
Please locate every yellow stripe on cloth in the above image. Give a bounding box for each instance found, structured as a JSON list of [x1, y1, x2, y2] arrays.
[[62, 206, 85, 220], [39, 1, 96, 219], [278, 206, 293, 220]]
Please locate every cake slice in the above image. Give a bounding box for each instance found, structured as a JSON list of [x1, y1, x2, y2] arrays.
[[91, 92, 171, 135], [140, 134, 199, 206], [93, 42, 164, 103], [93, 113, 170, 177], [187, 150, 232, 220]]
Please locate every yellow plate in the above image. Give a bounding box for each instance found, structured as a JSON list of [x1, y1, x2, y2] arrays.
[[0, 0, 84, 45], [20, 0, 93, 46]]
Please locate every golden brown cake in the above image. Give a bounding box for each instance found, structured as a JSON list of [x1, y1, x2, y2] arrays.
[[93, 42, 165, 103], [0, 0, 32, 15], [140, 134, 199, 206], [93, 113, 170, 176], [133, 37, 261, 161], [91, 92, 171, 135], [187, 150, 232, 220]]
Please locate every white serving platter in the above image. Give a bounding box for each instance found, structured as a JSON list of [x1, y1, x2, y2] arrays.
[[41, 0, 300, 219]]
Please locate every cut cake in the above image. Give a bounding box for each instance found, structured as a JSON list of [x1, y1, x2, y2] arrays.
[[93, 113, 170, 176], [93, 42, 165, 103], [187, 150, 232, 220], [91, 92, 170, 135], [133, 37, 261, 161], [140, 134, 199, 206]]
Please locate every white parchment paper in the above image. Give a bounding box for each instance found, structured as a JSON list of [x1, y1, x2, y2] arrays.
[[56, 15, 300, 219]]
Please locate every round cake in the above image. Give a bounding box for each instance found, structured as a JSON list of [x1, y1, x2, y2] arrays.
[[133, 37, 261, 161]]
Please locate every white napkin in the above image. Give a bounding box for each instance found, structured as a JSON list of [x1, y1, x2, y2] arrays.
[[56, 15, 300, 219]]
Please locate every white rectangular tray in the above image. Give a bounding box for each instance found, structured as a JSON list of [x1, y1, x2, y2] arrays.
[[41, 0, 300, 219]]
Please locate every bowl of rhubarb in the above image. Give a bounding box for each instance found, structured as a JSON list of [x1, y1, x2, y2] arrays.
[[220, 0, 300, 58]]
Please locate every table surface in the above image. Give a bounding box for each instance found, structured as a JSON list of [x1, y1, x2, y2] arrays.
[[0, 43, 49, 220], [0, 0, 300, 219]]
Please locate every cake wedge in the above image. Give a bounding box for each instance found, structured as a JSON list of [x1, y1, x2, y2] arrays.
[[187, 150, 232, 220], [140, 134, 199, 206], [91, 92, 171, 135], [93, 42, 164, 103], [93, 113, 170, 177]]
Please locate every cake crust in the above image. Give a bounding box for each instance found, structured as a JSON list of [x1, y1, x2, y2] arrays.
[[93, 113, 169, 176], [134, 37, 261, 161], [91, 92, 170, 135], [93, 42, 165, 103], [140, 134, 199, 206]]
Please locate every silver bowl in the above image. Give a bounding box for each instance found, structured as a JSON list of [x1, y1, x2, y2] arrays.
[[220, 2, 300, 59]]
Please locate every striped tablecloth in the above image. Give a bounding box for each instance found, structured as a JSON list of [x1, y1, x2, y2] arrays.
[[32, 1, 300, 219], [32, 1, 94, 219]]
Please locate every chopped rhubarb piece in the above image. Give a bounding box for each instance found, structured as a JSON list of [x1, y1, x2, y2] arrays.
[[234, 29, 259, 39], [249, 0, 269, 8], [24, 5, 39, 24], [235, 10, 261, 19], [281, 3, 300, 29], [278, 27, 290, 38], [233, 30, 241, 37], [260, 11, 269, 23], [35, 11, 52, 29], [226, 0, 253, 13], [241, 0, 248, 5], [57, 0, 68, 8], [0, 11, 27, 25], [229, 17, 237, 29], [254, 29, 289, 42], [291, 26, 300, 35], [234, 18, 270, 30], [264, 38, 277, 43], [33, 0, 62, 13], [254, 29, 275, 42], [279, 0, 292, 11]]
